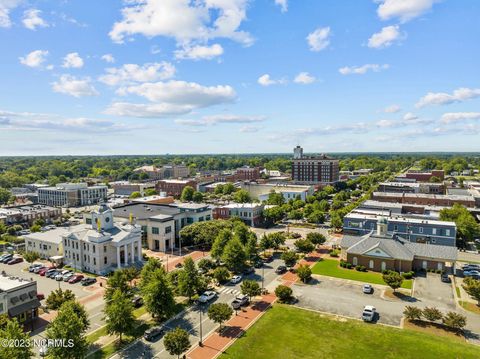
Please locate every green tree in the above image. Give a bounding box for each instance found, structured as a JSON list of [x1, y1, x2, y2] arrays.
[[440, 204, 480, 242], [211, 229, 232, 260], [197, 258, 215, 273], [245, 235, 259, 262], [0, 188, 11, 205], [23, 251, 39, 264], [105, 269, 132, 301], [46, 301, 88, 359], [129, 191, 141, 199], [268, 232, 286, 250], [403, 306, 423, 321], [46, 288, 76, 310], [422, 307, 443, 322], [281, 251, 297, 267], [207, 303, 233, 331], [139, 257, 163, 287], [306, 232, 326, 247], [144, 188, 157, 196], [296, 264, 312, 283], [180, 186, 195, 202], [163, 327, 191, 359], [192, 191, 204, 203], [294, 238, 315, 254], [141, 267, 176, 320], [275, 285, 293, 303], [259, 234, 274, 256], [233, 222, 250, 245], [263, 206, 285, 223], [267, 191, 285, 206], [0, 318, 34, 359], [222, 238, 246, 273], [442, 312, 467, 330], [66, 300, 90, 332], [222, 183, 236, 195], [30, 224, 41, 233], [382, 270, 403, 293], [462, 277, 480, 304], [178, 257, 201, 301], [213, 266, 230, 284], [104, 289, 135, 342], [233, 189, 251, 203], [240, 280, 261, 301]]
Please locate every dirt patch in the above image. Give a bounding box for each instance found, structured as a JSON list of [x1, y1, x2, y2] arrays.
[[384, 289, 414, 301], [404, 320, 465, 343]]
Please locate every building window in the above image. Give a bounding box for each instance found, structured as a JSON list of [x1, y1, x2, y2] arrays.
[[393, 225, 398, 231], [93, 258, 96, 265], [369, 260, 374, 269], [432, 228, 437, 235], [446, 229, 450, 236], [104, 256, 107, 264], [93, 245, 96, 253], [104, 245, 107, 252], [352, 257, 358, 266], [165, 226, 172, 234], [152, 227, 159, 235], [381, 261, 386, 271], [419, 227, 423, 234]]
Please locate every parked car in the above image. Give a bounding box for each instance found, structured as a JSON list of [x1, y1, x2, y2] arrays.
[[275, 265, 287, 274], [175, 263, 183, 268], [362, 284, 373, 294], [463, 264, 480, 271], [34, 266, 47, 274], [7, 257, 23, 265], [263, 256, 274, 263], [81, 277, 97, 286], [37, 293, 45, 300], [63, 272, 75, 281], [198, 291, 217, 303], [131, 295, 143, 307], [230, 275, 242, 284], [464, 270, 480, 279], [29, 263, 43, 272], [231, 294, 249, 310], [0, 254, 13, 263], [144, 326, 163, 341], [362, 305, 377, 322], [441, 273, 451, 283], [243, 266, 255, 275], [254, 260, 263, 268], [68, 275, 84, 284], [48, 270, 61, 279]]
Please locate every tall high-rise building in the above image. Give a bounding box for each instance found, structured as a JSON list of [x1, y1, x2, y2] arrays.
[[291, 146, 339, 185]]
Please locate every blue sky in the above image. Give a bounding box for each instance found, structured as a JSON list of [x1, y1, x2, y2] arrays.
[[0, 0, 479, 155]]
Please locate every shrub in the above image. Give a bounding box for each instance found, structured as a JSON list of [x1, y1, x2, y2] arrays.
[[355, 265, 366, 272], [297, 264, 312, 283], [289, 232, 301, 239], [345, 263, 353, 269], [442, 312, 467, 330], [329, 249, 340, 257], [402, 271, 413, 279], [422, 307, 443, 322], [435, 269, 442, 274], [275, 285, 293, 303], [339, 260, 346, 268], [403, 306, 422, 321]]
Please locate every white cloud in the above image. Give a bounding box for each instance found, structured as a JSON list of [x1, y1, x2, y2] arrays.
[[376, 119, 401, 128], [52, 75, 99, 97], [275, 0, 288, 13], [416, 88, 480, 108], [99, 62, 176, 86], [109, 0, 253, 46], [175, 43, 223, 60], [441, 112, 480, 123], [62, 52, 84, 68], [377, 0, 438, 23], [294, 72, 315, 84], [0, 0, 22, 28], [384, 104, 401, 113], [22, 9, 48, 30], [257, 74, 286, 86], [339, 64, 389, 75], [306, 27, 330, 52], [403, 112, 418, 121], [101, 54, 115, 63], [19, 50, 49, 68], [176, 114, 265, 126], [106, 80, 236, 118], [368, 25, 401, 48]]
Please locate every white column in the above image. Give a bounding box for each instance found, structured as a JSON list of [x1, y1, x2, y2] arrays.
[[131, 242, 135, 262], [124, 244, 128, 264], [116, 247, 121, 269], [137, 241, 142, 262]]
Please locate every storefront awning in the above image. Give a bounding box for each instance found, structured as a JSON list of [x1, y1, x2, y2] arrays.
[[8, 299, 40, 317]]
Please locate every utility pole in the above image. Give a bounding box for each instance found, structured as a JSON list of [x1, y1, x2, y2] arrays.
[[199, 305, 203, 347]]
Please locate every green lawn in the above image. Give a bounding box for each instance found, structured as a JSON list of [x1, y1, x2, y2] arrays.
[[312, 259, 412, 289], [221, 305, 480, 359]]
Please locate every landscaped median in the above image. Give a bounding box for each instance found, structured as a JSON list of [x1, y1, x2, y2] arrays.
[[311, 258, 412, 289], [220, 304, 480, 359]]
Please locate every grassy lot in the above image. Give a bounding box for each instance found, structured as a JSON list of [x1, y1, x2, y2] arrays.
[[221, 305, 480, 359], [312, 259, 412, 289], [460, 301, 480, 315]]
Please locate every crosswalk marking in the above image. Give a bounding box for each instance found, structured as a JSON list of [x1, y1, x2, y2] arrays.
[[218, 287, 241, 296]]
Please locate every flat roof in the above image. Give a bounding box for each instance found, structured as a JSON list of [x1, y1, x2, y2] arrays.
[[0, 275, 34, 291], [372, 191, 474, 201], [22, 227, 68, 244], [224, 203, 263, 209], [345, 212, 456, 226]]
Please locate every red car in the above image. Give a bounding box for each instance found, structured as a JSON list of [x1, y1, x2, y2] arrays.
[[7, 257, 23, 265], [38, 266, 55, 276], [68, 275, 84, 284], [37, 293, 45, 300]]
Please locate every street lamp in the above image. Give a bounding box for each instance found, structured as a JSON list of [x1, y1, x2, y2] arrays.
[[198, 304, 203, 347], [261, 264, 265, 292]]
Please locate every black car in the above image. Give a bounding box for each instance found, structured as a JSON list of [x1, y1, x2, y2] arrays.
[[254, 261, 263, 268], [263, 256, 274, 263], [0, 254, 13, 263], [81, 277, 97, 286], [243, 266, 255, 275], [132, 295, 144, 308], [275, 265, 287, 274], [144, 326, 163, 341], [441, 273, 451, 283]]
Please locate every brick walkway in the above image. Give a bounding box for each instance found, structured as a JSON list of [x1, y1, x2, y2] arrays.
[[145, 250, 208, 272]]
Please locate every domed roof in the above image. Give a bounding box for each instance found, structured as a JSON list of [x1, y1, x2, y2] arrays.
[[377, 216, 388, 224]]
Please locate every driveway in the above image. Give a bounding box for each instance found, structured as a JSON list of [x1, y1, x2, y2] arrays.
[[292, 277, 406, 326], [413, 273, 456, 311]]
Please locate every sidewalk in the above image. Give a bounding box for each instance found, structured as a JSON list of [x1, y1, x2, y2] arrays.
[[187, 292, 276, 359]]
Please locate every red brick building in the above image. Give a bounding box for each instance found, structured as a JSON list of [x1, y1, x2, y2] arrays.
[[405, 170, 445, 182], [371, 191, 475, 207], [234, 166, 260, 181], [155, 179, 197, 198]]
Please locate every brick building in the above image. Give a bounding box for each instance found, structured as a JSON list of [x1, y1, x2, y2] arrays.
[[291, 146, 339, 185], [234, 166, 260, 181], [405, 170, 445, 182], [371, 192, 476, 207], [155, 179, 197, 198]]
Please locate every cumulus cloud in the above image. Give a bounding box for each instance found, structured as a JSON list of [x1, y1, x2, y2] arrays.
[[275, 0, 288, 13], [257, 74, 286, 86], [306, 27, 331, 52], [339, 64, 389, 75], [384, 104, 401, 113], [19, 50, 49, 68], [403, 112, 418, 121], [368, 25, 402, 48], [176, 114, 266, 126], [175, 43, 223, 60], [105, 80, 236, 118], [376, 119, 403, 128], [109, 0, 253, 47], [52, 75, 99, 97], [0, 0, 22, 28], [294, 72, 315, 84], [441, 112, 480, 123], [377, 0, 438, 23], [101, 54, 115, 63], [22, 9, 48, 30], [99, 62, 175, 86], [416, 87, 480, 108], [62, 52, 84, 68]]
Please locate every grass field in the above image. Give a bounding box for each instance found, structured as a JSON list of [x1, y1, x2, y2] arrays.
[[312, 259, 412, 289], [221, 305, 480, 359], [460, 301, 480, 315]]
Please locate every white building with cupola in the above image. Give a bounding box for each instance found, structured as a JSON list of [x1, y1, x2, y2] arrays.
[[62, 204, 143, 275]]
